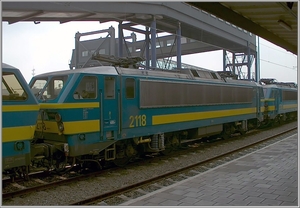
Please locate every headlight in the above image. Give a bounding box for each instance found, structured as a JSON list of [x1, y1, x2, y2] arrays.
[[55, 113, 62, 122], [58, 122, 64, 132]]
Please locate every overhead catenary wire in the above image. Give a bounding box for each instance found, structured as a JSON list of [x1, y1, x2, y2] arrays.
[[260, 42, 297, 57], [259, 41, 297, 72], [260, 58, 297, 71]]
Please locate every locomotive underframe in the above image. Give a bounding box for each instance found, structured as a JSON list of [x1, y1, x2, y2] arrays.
[[29, 117, 257, 171]]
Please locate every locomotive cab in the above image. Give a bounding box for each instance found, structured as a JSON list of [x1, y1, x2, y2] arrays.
[[2, 63, 40, 180], [29, 67, 121, 170]]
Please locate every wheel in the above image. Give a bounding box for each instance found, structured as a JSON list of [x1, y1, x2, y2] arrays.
[[160, 145, 173, 155], [160, 135, 180, 156], [80, 160, 102, 171], [237, 125, 246, 135], [221, 124, 231, 139], [239, 129, 246, 135], [113, 157, 131, 167], [55, 161, 67, 173]]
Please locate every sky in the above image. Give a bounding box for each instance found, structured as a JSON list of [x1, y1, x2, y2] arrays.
[[2, 21, 298, 84]]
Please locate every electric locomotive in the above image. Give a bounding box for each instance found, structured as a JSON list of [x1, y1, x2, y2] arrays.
[[29, 65, 266, 170], [2, 63, 40, 180], [260, 78, 297, 125]]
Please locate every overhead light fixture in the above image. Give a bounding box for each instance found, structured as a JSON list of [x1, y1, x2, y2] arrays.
[[278, 19, 292, 31]]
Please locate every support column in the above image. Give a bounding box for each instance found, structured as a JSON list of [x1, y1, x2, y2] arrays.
[[151, 17, 157, 69], [247, 42, 251, 80], [109, 26, 115, 56], [74, 32, 81, 69], [232, 52, 236, 75], [145, 26, 150, 70], [223, 49, 226, 72], [256, 37, 260, 82], [176, 22, 181, 69], [118, 21, 123, 58]]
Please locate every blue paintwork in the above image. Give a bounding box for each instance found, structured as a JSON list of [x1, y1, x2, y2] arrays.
[[2, 63, 39, 167], [3, 141, 31, 157], [28, 66, 297, 160], [263, 84, 297, 120]]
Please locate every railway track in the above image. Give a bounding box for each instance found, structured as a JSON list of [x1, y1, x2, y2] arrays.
[[2, 122, 297, 205], [70, 125, 297, 205], [2, 164, 118, 200]]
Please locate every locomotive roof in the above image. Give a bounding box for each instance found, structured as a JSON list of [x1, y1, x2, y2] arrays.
[[33, 66, 119, 77], [33, 65, 260, 87], [33, 65, 216, 80], [34, 65, 222, 81], [2, 63, 24, 76], [2, 63, 17, 70], [262, 84, 297, 89]]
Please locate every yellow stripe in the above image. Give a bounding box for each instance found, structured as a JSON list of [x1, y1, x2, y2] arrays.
[[152, 108, 256, 125], [2, 125, 36, 142], [269, 106, 275, 111], [36, 120, 100, 134], [262, 104, 297, 112], [266, 106, 275, 111], [40, 102, 99, 109], [283, 104, 298, 109], [64, 120, 100, 134], [260, 106, 275, 112], [2, 105, 39, 112]]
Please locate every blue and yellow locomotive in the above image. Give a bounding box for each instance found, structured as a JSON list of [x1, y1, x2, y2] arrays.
[[2, 63, 40, 179], [29, 65, 266, 170], [260, 78, 297, 125]]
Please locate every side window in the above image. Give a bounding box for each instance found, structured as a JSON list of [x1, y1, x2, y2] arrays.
[[44, 76, 68, 100], [53, 80, 64, 97], [73, 76, 97, 99], [105, 77, 115, 99], [125, 78, 135, 99], [2, 72, 27, 101], [31, 79, 47, 96]]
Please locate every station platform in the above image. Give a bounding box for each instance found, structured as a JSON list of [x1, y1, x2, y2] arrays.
[[121, 134, 298, 206]]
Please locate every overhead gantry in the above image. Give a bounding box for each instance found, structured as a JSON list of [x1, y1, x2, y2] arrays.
[[3, 2, 260, 80]]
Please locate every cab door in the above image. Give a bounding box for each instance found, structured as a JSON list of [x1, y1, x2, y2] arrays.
[[274, 89, 280, 114], [100, 76, 119, 141]]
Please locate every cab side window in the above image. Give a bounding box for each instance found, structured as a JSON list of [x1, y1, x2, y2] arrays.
[[105, 77, 115, 99], [125, 78, 135, 99], [74, 76, 97, 99], [2, 72, 27, 101]]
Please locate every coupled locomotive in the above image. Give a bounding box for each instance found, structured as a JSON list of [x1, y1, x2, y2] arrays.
[[2, 63, 40, 180], [260, 78, 297, 124], [28, 65, 269, 171]]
